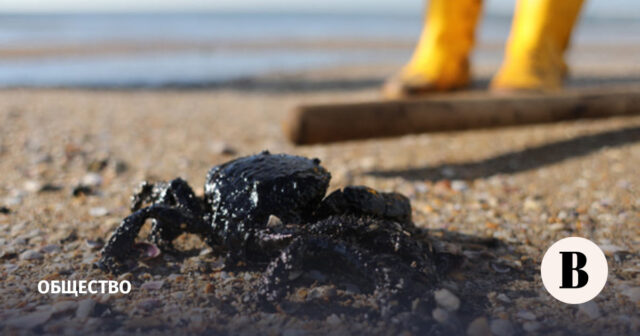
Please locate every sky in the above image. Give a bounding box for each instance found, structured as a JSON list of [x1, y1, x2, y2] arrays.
[[0, 0, 637, 19]]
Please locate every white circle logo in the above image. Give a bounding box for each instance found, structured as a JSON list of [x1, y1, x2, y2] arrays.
[[540, 237, 608, 304]]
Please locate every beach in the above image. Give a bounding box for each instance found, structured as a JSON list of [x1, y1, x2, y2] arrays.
[[1, 13, 640, 335]]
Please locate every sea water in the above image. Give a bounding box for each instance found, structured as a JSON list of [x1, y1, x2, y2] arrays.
[[0, 12, 638, 87]]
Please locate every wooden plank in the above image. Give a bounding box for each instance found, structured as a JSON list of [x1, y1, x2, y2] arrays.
[[284, 86, 640, 145]]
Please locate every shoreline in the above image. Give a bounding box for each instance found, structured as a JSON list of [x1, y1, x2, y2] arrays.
[[0, 38, 638, 90]]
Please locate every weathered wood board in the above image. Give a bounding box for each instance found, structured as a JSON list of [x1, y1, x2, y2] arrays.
[[284, 86, 640, 145]]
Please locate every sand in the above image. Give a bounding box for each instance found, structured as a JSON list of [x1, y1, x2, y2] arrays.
[[1, 61, 639, 335]]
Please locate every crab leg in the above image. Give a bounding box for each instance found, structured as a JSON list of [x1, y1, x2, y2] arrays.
[[258, 235, 431, 316], [97, 204, 206, 274], [130, 178, 203, 215], [306, 215, 437, 276]]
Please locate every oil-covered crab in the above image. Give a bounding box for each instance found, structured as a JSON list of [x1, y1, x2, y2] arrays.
[[98, 151, 439, 315]]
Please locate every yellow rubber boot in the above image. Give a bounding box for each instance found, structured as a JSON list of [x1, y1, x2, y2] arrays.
[[383, 0, 483, 98], [491, 0, 584, 91]]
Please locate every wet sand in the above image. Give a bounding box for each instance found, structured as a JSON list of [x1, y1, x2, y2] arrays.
[[1, 57, 639, 335]]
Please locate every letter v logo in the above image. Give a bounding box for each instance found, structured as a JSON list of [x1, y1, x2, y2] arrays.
[[541, 237, 608, 304], [559, 251, 589, 288]]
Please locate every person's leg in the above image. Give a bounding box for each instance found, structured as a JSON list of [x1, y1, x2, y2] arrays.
[[382, 0, 483, 98], [491, 0, 585, 91]]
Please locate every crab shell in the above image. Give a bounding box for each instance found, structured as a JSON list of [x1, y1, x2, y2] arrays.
[[204, 151, 331, 234]]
